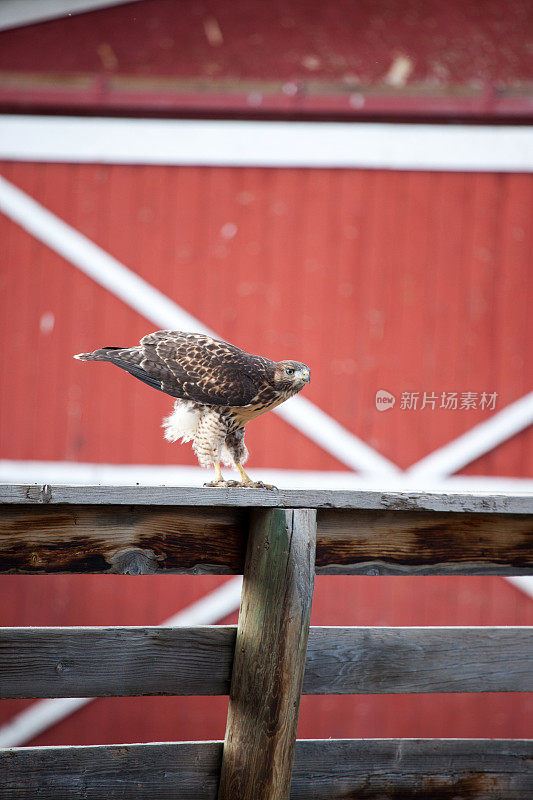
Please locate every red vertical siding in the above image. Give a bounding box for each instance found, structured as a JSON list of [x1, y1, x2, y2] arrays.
[[0, 160, 531, 745], [1, 162, 531, 472]]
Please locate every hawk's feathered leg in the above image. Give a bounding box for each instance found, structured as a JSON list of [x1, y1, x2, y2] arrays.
[[223, 428, 276, 490], [192, 410, 230, 486]]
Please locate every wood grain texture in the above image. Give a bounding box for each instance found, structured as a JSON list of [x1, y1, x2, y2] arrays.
[[0, 626, 235, 699], [2, 485, 532, 514], [0, 503, 531, 575], [0, 740, 531, 799], [218, 508, 316, 800], [290, 739, 533, 799], [0, 504, 247, 574], [0, 741, 222, 800], [1, 626, 531, 699], [303, 626, 533, 694], [316, 508, 533, 575]]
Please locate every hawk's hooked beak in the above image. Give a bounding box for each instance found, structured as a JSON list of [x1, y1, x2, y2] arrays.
[[302, 369, 311, 384]]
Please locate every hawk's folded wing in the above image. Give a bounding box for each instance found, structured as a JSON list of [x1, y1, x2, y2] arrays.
[[103, 331, 268, 406]]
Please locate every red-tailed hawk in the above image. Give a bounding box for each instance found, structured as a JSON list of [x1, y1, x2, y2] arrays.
[[74, 330, 310, 488]]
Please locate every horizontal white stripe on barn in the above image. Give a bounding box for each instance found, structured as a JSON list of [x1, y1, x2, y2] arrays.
[[0, 116, 531, 172], [1, 460, 533, 492]]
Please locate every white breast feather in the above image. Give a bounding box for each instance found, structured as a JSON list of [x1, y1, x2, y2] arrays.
[[162, 400, 201, 443]]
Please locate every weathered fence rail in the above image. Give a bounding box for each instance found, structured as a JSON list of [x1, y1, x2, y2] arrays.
[[0, 485, 532, 799], [3, 740, 532, 800], [1, 486, 531, 575], [1, 625, 532, 698]]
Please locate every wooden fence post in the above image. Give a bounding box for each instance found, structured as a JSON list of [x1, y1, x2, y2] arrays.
[[217, 507, 316, 800]]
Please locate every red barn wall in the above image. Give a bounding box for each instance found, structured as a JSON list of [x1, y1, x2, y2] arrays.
[[0, 158, 532, 744], [0, 0, 531, 119], [0, 161, 531, 473]]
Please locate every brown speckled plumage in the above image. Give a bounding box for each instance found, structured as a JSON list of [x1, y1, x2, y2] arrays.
[[74, 330, 310, 487]]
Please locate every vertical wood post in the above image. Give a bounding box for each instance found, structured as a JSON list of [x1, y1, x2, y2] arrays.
[[217, 507, 316, 800]]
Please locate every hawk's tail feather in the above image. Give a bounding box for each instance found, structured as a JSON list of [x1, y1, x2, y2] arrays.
[[74, 346, 166, 394], [74, 347, 124, 362]]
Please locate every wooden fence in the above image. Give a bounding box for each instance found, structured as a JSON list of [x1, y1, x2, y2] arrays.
[[0, 484, 532, 799]]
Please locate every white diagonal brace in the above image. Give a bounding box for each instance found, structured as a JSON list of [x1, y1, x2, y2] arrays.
[[407, 392, 533, 479], [0, 175, 208, 333], [0, 174, 398, 476], [276, 395, 398, 476], [0, 1, 145, 32]]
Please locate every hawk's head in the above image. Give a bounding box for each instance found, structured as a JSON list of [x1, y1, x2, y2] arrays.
[[273, 360, 311, 393]]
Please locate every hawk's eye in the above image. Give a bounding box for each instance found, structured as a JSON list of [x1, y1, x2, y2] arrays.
[[285, 367, 295, 376]]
